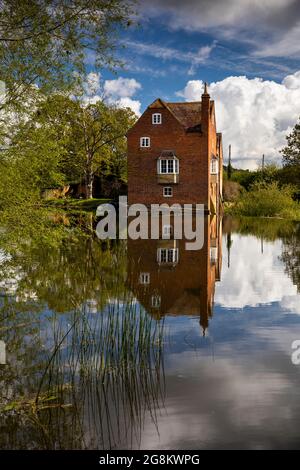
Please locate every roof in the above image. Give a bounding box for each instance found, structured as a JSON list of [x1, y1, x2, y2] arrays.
[[165, 101, 202, 130]]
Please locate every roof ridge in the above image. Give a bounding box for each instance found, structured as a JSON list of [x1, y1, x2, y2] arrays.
[[166, 101, 202, 104]]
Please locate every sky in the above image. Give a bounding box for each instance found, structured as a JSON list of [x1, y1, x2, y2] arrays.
[[86, 0, 300, 169]]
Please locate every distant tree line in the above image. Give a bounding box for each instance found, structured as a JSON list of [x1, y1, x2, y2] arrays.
[[223, 118, 300, 220], [224, 117, 300, 196]]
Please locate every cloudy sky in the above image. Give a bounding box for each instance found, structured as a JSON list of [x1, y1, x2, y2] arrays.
[[87, 0, 300, 169]]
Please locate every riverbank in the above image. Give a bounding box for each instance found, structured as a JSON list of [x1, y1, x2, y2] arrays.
[[45, 198, 111, 213]]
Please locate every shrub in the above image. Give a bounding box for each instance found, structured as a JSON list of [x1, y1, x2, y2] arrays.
[[223, 180, 243, 202], [231, 182, 300, 219]]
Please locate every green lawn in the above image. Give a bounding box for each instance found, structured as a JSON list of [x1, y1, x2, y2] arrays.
[[45, 198, 112, 212]]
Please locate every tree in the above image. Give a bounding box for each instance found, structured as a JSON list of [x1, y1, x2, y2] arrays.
[[64, 100, 136, 198], [281, 118, 300, 167], [9, 94, 137, 199], [0, 0, 135, 110], [227, 144, 232, 180]]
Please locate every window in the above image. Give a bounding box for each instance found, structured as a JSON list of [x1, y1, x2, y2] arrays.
[[163, 225, 172, 236], [163, 187, 173, 197], [211, 157, 218, 175], [158, 159, 179, 174], [152, 113, 162, 125], [151, 295, 161, 308], [157, 248, 178, 264], [140, 137, 150, 148], [139, 272, 150, 284]]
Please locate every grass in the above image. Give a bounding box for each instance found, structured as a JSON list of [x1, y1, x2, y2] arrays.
[[45, 197, 111, 212]]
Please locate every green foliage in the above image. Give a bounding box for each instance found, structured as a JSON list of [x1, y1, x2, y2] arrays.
[[223, 180, 243, 202], [32, 94, 136, 197], [281, 117, 300, 167], [0, 0, 135, 111], [230, 181, 300, 220], [0, 93, 137, 230], [276, 164, 300, 190]]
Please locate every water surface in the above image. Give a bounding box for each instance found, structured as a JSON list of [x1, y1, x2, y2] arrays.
[[0, 217, 300, 449]]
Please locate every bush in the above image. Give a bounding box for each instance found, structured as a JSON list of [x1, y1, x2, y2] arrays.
[[231, 182, 300, 219], [223, 180, 243, 202]]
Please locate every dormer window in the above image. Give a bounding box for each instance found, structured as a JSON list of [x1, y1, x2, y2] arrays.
[[152, 113, 162, 125], [211, 156, 218, 175], [140, 137, 150, 148]]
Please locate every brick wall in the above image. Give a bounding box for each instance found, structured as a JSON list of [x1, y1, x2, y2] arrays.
[[128, 105, 210, 208]]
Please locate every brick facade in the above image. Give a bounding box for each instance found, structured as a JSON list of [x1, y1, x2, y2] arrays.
[[127, 85, 223, 213]]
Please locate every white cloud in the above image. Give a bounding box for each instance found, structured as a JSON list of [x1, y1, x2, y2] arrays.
[[115, 97, 141, 116], [84, 72, 101, 96], [82, 75, 142, 116], [103, 77, 141, 99], [102, 77, 142, 115], [254, 21, 300, 58], [143, 0, 292, 31], [215, 235, 298, 309], [125, 40, 215, 76], [141, 0, 300, 58], [282, 70, 300, 89], [177, 72, 300, 168]]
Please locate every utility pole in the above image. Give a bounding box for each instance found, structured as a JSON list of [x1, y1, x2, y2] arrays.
[[262, 154, 265, 172]]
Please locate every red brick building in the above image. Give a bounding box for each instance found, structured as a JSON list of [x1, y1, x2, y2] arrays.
[[127, 84, 223, 213]]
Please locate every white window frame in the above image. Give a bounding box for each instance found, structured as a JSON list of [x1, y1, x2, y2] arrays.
[[152, 113, 162, 125], [158, 158, 179, 174], [211, 157, 218, 175], [163, 186, 173, 197], [157, 248, 179, 264], [140, 137, 150, 148], [151, 295, 161, 308], [139, 272, 150, 285]]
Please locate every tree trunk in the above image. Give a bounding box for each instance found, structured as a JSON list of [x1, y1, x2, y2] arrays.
[[85, 171, 94, 199]]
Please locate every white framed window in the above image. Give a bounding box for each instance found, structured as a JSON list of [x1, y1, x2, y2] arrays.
[[157, 248, 178, 264], [139, 272, 150, 285], [163, 186, 173, 197], [152, 113, 162, 125], [158, 159, 179, 174], [211, 157, 218, 175], [163, 225, 172, 236], [140, 137, 150, 148], [151, 295, 161, 308]]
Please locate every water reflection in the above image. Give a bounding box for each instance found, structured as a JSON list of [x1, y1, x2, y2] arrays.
[[0, 236, 164, 449], [0, 216, 300, 449], [127, 216, 222, 334]]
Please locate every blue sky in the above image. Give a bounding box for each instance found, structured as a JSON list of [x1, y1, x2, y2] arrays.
[[86, 1, 300, 169]]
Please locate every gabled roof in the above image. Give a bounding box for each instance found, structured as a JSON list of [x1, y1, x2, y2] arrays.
[[149, 98, 202, 131], [127, 97, 216, 135], [165, 101, 202, 130]]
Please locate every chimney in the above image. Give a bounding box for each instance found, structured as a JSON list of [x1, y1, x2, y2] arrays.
[[201, 82, 210, 134]]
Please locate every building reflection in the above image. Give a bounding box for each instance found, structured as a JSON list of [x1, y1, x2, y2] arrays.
[[127, 215, 222, 334]]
